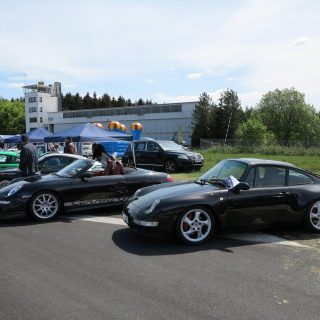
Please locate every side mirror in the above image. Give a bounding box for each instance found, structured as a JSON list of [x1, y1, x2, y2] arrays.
[[233, 182, 250, 191], [81, 172, 93, 180]]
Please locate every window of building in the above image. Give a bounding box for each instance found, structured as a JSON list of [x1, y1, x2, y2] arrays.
[[28, 97, 37, 103], [29, 107, 37, 113], [40, 117, 43, 123], [29, 117, 37, 123], [40, 107, 43, 112], [39, 97, 42, 102]]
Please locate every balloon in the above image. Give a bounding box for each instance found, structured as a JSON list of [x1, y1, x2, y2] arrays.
[[93, 122, 104, 129], [130, 122, 143, 140], [108, 121, 121, 131], [120, 124, 127, 132]]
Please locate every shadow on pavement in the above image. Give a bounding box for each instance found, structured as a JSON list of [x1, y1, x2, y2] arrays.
[[111, 228, 254, 256]]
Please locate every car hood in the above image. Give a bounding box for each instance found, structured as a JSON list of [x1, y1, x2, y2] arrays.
[[132, 181, 222, 209]]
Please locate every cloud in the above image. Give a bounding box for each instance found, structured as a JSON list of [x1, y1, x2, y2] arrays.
[[186, 73, 202, 80], [7, 82, 24, 89], [292, 38, 310, 47]]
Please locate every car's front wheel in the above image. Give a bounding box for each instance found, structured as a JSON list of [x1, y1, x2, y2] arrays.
[[29, 191, 61, 221], [176, 207, 215, 245], [0, 180, 10, 189], [164, 159, 177, 173], [306, 201, 320, 232]]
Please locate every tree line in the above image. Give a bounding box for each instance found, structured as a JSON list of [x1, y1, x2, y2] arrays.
[[191, 88, 320, 148], [62, 92, 153, 110], [0, 97, 25, 134]]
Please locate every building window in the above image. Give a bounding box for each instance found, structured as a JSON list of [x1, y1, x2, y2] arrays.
[[40, 107, 43, 112], [29, 117, 37, 123], [40, 117, 43, 123], [28, 97, 37, 103], [29, 107, 37, 113], [39, 97, 42, 102]]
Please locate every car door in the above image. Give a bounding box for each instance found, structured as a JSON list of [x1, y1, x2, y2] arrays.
[[133, 142, 147, 167], [64, 174, 128, 209], [225, 166, 293, 228], [142, 141, 164, 169]]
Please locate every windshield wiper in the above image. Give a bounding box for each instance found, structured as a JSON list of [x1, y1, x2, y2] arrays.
[[195, 178, 227, 187]]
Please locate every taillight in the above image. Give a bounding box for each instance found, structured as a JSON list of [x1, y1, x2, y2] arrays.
[[167, 175, 173, 182]]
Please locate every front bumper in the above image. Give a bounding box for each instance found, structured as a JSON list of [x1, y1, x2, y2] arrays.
[[0, 198, 28, 217]]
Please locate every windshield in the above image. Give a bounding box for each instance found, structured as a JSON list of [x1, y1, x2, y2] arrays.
[[56, 159, 92, 178], [157, 141, 185, 151], [199, 160, 247, 180]]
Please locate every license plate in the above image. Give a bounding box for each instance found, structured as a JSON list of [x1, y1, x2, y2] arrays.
[[122, 212, 129, 224]]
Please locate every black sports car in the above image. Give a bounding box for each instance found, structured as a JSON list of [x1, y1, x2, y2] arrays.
[[122, 158, 320, 244], [0, 153, 86, 189], [0, 159, 173, 221]]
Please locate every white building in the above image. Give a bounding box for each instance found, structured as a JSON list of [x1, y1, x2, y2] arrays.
[[23, 82, 62, 132], [23, 81, 196, 144]]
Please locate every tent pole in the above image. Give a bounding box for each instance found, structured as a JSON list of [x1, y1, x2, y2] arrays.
[[131, 141, 136, 167]]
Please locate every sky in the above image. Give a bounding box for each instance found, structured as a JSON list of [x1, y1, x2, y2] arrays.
[[0, 0, 319, 108]]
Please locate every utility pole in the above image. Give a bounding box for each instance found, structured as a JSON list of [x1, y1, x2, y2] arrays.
[[224, 110, 233, 145]]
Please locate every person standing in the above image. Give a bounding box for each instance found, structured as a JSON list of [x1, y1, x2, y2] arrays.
[[19, 134, 38, 176], [64, 137, 77, 154]]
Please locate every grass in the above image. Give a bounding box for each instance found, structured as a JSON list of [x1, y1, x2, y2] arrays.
[[172, 149, 320, 181]]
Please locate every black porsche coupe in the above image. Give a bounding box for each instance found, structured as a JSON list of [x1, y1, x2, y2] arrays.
[[0, 159, 172, 221], [122, 158, 320, 244]]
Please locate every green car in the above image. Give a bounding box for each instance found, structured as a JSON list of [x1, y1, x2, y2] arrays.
[[0, 151, 20, 171]]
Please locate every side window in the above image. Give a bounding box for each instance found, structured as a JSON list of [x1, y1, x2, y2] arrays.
[[6, 156, 20, 164], [0, 155, 7, 163], [135, 142, 146, 151], [245, 168, 255, 188], [147, 142, 159, 151], [255, 166, 286, 187], [59, 157, 74, 168], [288, 169, 313, 185]]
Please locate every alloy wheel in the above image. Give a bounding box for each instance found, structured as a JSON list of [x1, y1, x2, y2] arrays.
[[32, 193, 59, 220], [165, 160, 176, 173], [180, 208, 212, 243], [310, 201, 320, 231]]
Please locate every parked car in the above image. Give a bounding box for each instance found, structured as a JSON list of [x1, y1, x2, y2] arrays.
[[123, 140, 204, 173], [0, 159, 173, 221], [0, 151, 20, 171], [122, 158, 320, 245], [0, 153, 85, 189]]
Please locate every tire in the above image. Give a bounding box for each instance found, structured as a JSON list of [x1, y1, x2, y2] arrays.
[[28, 191, 61, 221], [305, 201, 320, 232], [175, 207, 215, 245], [164, 159, 177, 174], [0, 180, 10, 189]]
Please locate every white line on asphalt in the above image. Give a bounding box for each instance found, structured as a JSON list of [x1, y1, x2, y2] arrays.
[[65, 215, 309, 248], [65, 215, 126, 226], [221, 232, 309, 248]]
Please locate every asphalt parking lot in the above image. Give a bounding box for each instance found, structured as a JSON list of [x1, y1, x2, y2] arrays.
[[0, 210, 319, 320]]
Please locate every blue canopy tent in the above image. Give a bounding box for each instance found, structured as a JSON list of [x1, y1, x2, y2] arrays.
[[4, 128, 53, 144], [44, 123, 133, 157]]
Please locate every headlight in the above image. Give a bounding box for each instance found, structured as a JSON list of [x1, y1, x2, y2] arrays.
[[145, 199, 160, 214], [7, 185, 23, 197], [178, 154, 189, 160], [133, 189, 142, 198]]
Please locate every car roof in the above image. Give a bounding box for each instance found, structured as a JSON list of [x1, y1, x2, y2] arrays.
[[39, 153, 85, 159], [228, 158, 296, 168], [0, 151, 19, 156]]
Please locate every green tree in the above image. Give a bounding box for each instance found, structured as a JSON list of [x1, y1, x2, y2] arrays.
[[211, 89, 244, 140], [100, 93, 111, 108], [235, 117, 274, 146], [256, 88, 319, 146], [0, 98, 25, 134], [191, 92, 212, 147]]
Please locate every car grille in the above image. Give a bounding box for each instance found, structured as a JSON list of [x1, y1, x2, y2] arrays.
[[189, 154, 202, 160]]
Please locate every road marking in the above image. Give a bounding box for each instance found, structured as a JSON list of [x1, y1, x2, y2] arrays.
[[221, 232, 309, 248], [65, 215, 309, 248], [64, 215, 126, 226]]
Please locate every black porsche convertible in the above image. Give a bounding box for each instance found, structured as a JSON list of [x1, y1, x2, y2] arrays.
[[0, 159, 172, 221], [122, 158, 320, 244]]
